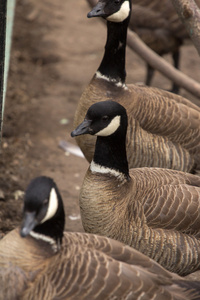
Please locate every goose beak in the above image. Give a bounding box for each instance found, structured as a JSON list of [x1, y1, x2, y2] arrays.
[[20, 211, 38, 238], [87, 1, 106, 18], [71, 119, 93, 137]]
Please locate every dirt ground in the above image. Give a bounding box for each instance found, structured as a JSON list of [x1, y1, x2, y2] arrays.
[[0, 0, 200, 244]]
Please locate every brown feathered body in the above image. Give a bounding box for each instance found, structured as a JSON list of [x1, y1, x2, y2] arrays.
[[80, 167, 200, 276], [129, 0, 200, 90], [74, 78, 200, 172], [0, 228, 200, 300], [130, 0, 194, 57]]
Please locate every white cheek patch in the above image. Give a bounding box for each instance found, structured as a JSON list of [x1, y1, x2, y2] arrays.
[[41, 188, 58, 223], [106, 1, 130, 23], [95, 115, 120, 136]]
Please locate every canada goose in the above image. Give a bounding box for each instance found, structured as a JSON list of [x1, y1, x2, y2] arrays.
[[129, 0, 200, 93], [74, 0, 200, 174], [72, 100, 200, 276], [2, 177, 200, 299]]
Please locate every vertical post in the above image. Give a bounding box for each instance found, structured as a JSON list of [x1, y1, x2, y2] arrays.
[[0, 0, 7, 146]]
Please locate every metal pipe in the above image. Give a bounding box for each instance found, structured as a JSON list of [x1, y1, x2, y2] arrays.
[[0, 0, 7, 145], [0, 0, 16, 146]]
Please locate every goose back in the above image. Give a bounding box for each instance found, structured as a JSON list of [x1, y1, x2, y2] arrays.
[[129, 0, 200, 91], [1, 229, 200, 300], [131, 0, 200, 42], [79, 166, 200, 275]]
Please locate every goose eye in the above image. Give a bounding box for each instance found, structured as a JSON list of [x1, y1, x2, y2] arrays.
[[102, 115, 109, 121], [114, 0, 121, 4], [43, 198, 48, 205]]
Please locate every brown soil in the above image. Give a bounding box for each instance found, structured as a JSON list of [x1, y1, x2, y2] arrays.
[[0, 0, 200, 246]]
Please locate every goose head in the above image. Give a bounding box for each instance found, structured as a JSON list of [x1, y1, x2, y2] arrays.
[[71, 101, 129, 178], [20, 176, 65, 250], [87, 0, 131, 23], [71, 100, 127, 138]]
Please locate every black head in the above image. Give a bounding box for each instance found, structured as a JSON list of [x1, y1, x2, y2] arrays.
[[71, 100, 127, 138], [20, 176, 65, 245], [87, 0, 131, 23]]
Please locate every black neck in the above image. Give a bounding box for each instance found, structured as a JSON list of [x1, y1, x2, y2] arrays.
[[34, 214, 64, 246], [34, 191, 65, 246], [97, 17, 129, 83], [93, 129, 130, 179]]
